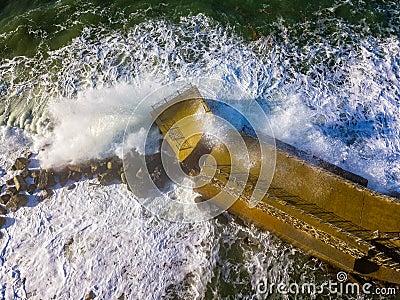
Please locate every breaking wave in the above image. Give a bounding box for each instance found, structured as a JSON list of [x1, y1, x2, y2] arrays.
[[0, 7, 398, 298]]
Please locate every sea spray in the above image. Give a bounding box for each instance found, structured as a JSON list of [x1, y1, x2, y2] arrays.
[[36, 81, 164, 168]]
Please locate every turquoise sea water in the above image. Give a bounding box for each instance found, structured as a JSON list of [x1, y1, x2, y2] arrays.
[[0, 0, 399, 299]]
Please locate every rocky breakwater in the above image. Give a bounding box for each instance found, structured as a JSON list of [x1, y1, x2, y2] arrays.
[[0, 153, 129, 236]]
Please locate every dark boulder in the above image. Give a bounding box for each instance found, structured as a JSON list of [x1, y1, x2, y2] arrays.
[[14, 175, 28, 192], [6, 178, 14, 186], [0, 217, 5, 227], [13, 157, 30, 170], [84, 171, 93, 179], [56, 170, 69, 186], [0, 206, 7, 215], [67, 165, 82, 173], [67, 183, 76, 190], [4, 186, 17, 196], [20, 168, 30, 178], [27, 184, 36, 195], [34, 170, 56, 190], [31, 170, 40, 178], [6, 194, 28, 212], [68, 171, 82, 182], [98, 170, 119, 185], [0, 194, 11, 204], [90, 160, 107, 174], [69, 164, 92, 179]]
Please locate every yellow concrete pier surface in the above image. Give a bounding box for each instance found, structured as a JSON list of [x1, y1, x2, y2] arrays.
[[151, 85, 400, 284]]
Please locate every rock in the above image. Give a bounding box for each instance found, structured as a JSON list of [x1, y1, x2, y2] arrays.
[[67, 165, 83, 173], [98, 170, 118, 185], [0, 217, 5, 227], [107, 157, 122, 170], [0, 194, 11, 204], [90, 161, 107, 174], [4, 186, 17, 196], [69, 163, 92, 180], [27, 184, 36, 195], [13, 157, 30, 170], [68, 171, 82, 182], [57, 170, 69, 186], [6, 194, 28, 212], [84, 171, 93, 179], [67, 184, 76, 190], [85, 291, 96, 300], [121, 172, 127, 184], [20, 168, 30, 178], [38, 189, 53, 201], [118, 293, 125, 300], [14, 175, 28, 192], [35, 170, 56, 190], [24, 150, 33, 158], [65, 237, 74, 246], [31, 170, 40, 178], [6, 178, 14, 186], [0, 206, 7, 215]]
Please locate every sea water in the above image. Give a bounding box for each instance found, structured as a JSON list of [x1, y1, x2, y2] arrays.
[[0, 1, 399, 299]]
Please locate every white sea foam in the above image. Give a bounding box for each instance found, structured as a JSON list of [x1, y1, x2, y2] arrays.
[[0, 11, 398, 299], [35, 81, 165, 168]]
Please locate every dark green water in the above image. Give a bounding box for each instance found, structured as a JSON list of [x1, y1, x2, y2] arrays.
[[0, 0, 398, 58]]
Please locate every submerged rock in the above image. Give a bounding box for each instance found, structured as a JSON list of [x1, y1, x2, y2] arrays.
[[6, 194, 28, 212], [13, 157, 30, 170]]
